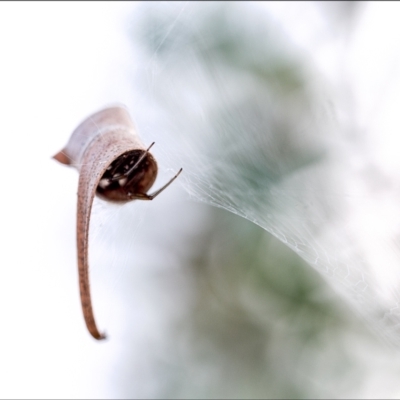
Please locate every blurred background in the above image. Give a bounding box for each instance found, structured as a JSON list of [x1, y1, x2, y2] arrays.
[[2, 1, 400, 398]]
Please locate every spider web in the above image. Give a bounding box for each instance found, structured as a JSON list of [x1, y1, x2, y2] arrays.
[[121, 1, 400, 348]]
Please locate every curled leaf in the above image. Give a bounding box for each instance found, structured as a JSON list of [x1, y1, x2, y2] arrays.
[[53, 106, 182, 340]]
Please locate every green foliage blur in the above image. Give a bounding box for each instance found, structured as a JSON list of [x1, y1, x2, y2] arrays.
[[118, 2, 376, 398]]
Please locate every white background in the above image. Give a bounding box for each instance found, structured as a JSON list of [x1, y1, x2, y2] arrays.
[[1, 2, 400, 398]]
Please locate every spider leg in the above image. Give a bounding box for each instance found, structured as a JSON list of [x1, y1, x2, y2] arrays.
[[110, 142, 155, 182], [131, 168, 183, 200]]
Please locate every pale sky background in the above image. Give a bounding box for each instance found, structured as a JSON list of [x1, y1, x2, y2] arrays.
[[0, 2, 139, 397], [1, 1, 400, 398]]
